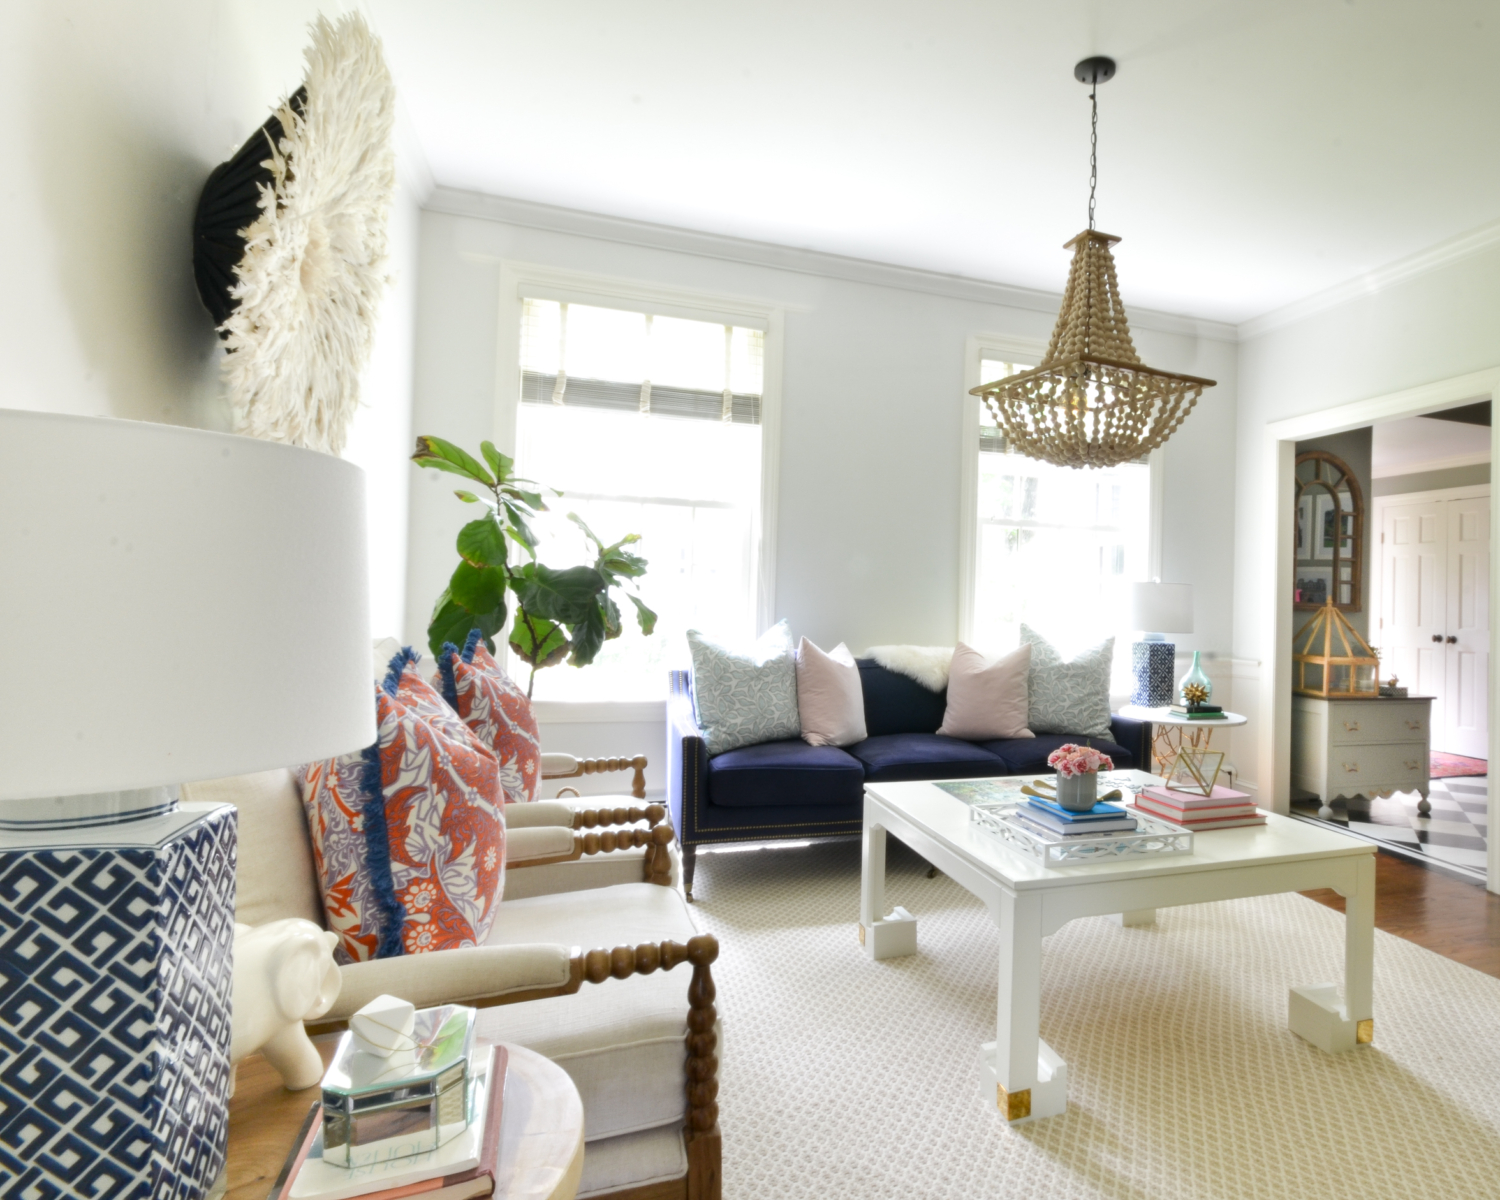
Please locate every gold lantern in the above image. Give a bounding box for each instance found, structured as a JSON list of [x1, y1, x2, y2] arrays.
[[1292, 601, 1380, 699]]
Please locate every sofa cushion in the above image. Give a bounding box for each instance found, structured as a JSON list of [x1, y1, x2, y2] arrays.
[[687, 622, 800, 756], [705, 739, 865, 808], [977, 732, 1135, 775], [438, 630, 541, 804], [937, 642, 1033, 740], [795, 637, 867, 747], [478, 882, 702, 1142], [300, 647, 504, 963], [1021, 624, 1115, 738], [845, 733, 1008, 782], [856, 660, 948, 736]]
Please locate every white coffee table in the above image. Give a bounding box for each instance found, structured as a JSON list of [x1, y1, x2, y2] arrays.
[[859, 771, 1375, 1124]]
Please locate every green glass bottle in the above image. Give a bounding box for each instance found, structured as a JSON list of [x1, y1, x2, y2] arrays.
[[1179, 651, 1212, 707]]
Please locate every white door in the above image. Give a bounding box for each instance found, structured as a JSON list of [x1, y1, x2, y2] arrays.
[[1379, 499, 1448, 731], [1445, 495, 1490, 757]]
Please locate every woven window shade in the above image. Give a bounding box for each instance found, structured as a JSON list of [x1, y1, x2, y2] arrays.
[[972, 231, 1214, 469]]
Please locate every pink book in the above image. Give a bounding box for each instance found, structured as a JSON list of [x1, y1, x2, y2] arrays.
[[1141, 784, 1251, 810], [1133, 796, 1256, 822], [276, 1044, 507, 1200]]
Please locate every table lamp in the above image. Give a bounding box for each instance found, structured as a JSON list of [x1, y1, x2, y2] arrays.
[[1129, 581, 1193, 707], [0, 409, 374, 1200]]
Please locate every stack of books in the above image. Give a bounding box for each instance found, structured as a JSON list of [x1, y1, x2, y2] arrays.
[[1132, 784, 1265, 830], [1168, 703, 1225, 720], [1015, 796, 1138, 838], [271, 1045, 506, 1200]]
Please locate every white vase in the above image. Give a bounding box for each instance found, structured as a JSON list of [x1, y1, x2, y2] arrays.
[[1054, 771, 1098, 812]]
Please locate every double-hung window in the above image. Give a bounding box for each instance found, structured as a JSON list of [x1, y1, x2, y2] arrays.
[[514, 297, 767, 701], [967, 354, 1154, 690]]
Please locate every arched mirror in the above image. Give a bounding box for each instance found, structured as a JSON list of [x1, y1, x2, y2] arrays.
[[1293, 451, 1363, 612]]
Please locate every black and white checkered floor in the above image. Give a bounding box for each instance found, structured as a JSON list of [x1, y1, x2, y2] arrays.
[[1291, 776, 1489, 881]]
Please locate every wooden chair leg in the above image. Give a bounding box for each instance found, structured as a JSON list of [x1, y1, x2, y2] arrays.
[[682, 844, 697, 902], [684, 937, 721, 1200]]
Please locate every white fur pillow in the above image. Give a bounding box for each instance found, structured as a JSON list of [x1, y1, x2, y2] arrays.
[[863, 644, 954, 692], [937, 642, 1033, 740], [796, 638, 867, 747]]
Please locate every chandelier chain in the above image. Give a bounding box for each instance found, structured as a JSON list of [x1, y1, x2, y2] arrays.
[[1088, 80, 1098, 231]]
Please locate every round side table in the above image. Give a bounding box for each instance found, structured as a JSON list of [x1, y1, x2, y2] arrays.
[[1118, 706, 1248, 778], [494, 1042, 586, 1200]]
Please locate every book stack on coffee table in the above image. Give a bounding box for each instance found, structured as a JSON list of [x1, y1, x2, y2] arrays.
[[1014, 796, 1139, 839], [1131, 784, 1265, 830]]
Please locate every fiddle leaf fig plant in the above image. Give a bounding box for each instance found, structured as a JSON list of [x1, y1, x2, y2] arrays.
[[412, 435, 657, 697]]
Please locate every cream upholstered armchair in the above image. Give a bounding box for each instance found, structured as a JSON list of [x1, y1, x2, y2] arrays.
[[185, 766, 722, 1200]]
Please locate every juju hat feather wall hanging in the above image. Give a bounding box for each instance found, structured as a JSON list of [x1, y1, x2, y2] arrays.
[[192, 12, 395, 456], [972, 58, 1215, 469]]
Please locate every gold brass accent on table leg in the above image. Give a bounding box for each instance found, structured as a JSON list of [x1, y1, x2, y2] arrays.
[[1149, 721, 1220, 777], [997, 1085, 1031, 1121], [1356, 1019, 1373, 1045]]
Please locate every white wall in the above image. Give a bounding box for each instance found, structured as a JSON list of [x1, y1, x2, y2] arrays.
[[408, 193, 1241, 794], [1232, 238, 1500, 798], [0, 0, 424, 636]]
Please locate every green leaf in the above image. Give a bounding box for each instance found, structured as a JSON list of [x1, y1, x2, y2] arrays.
[[600, 547, 648, 581], [449, 561, 507, 614], [479, 440, 512, 482], [428, 591, 479, 657], [509, 608, 571, 670], [505, 527, 538, 559], [412, 436, 495, 486], [567, 511, 604, 550], [503, 487, 547, 511], [513, 563, 607, 624], [568, 602, 608, 667], [627, 593, 658, 636], [603, 596, 623, 640], [502, 500, 539, 555], [454, 490, 481, 504], [456, 517, 508, 568]]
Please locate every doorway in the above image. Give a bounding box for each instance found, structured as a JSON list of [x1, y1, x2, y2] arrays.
[[1264, 373, 1500, 894]]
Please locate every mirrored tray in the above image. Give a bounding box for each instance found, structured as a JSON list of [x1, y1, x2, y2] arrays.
[[969, 800, 1194, 867]]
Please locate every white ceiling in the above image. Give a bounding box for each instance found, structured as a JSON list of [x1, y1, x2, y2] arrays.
[[1372, 416, 1490, 478], [364, 0, 1500, 325]]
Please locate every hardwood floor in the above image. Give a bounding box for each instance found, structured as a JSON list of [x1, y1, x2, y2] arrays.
[[1302, 849, 1500, 978]]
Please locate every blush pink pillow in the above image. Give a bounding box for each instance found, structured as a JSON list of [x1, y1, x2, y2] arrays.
[[795, 638, 867, 747], [938, 642, 1034, 740]]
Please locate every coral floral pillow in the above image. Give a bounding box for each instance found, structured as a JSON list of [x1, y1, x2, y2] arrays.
[[439, 630, 542, 804], [299, 648, 505, 963]]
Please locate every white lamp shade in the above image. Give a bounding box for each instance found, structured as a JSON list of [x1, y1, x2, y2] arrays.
[[0, 409, 375, 802], [1130, 582, 1193, 635]]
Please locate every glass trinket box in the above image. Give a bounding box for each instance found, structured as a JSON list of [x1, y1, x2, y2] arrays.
[[320, 1004, 477, 1169]]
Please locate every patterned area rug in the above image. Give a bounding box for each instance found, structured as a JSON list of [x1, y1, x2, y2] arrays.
[[689, 838, 1500, 1200], [1431, 752, 1488, 779]]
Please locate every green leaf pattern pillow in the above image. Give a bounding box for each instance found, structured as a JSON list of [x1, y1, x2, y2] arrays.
[[687, 622, 800, 756], [1020, 625, 1114, 738]]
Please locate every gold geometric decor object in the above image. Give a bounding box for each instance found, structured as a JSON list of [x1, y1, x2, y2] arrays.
[[1166, 747, 1225, 797], [1293, 600, 1380, 699], [971, 57, 1215, 469]]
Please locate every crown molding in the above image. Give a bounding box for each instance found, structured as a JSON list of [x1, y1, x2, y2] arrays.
[[424, 187, 1239, 344], [1239, 218, 1500, 342]]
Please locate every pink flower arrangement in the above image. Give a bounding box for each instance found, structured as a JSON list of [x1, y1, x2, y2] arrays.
[[1047, 743, 1114, 778]]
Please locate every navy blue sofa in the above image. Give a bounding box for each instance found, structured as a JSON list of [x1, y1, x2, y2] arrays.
[[666, 660, 1148, 897]]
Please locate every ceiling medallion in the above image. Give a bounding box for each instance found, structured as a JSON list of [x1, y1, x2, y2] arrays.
[[972, 56, 1216, 469]]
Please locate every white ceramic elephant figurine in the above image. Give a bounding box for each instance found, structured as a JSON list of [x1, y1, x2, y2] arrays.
[[231, 918, 342, 1092]]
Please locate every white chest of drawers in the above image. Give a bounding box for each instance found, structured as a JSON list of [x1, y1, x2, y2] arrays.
[[1291, 695, 1433, 818]]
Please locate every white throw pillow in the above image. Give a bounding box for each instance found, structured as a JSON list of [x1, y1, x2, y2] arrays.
[[1020, 625, 1114, 738], [795, 638, 868, 747], [937, 642, 1033, 740], [687, 621, 800, 756]]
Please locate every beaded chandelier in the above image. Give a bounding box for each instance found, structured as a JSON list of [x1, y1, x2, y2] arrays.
[[972, 57, 1215, 469]]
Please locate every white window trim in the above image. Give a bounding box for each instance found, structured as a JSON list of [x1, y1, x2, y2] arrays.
[[494, 263, 785, 708], [958, 332, 1165, 643]]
